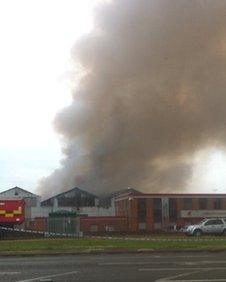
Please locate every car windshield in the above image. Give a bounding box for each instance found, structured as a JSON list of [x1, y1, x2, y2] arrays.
[[198, 219, 207, 225]]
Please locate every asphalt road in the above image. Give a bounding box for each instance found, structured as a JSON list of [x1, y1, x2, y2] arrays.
[[1, 252, 226, 281]]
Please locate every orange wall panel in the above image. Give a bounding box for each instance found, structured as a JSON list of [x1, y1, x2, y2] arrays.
[[192, 198, 199, 210], [128, 199, 138, 232], [207, 198, 214, 209], [221, 198, 226, 209], [146, 198, 154, 231]]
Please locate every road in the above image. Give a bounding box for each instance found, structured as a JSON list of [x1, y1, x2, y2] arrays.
[[1, 252, 226, 281]]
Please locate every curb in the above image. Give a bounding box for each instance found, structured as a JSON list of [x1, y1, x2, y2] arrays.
[[1, 248, 226, 257], [86, 235, 226, 242]]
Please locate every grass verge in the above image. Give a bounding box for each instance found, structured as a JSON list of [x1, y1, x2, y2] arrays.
[[0, 237, 226, 254]]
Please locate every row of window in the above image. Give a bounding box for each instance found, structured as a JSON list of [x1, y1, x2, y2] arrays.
[[42, 196, 95, 207], [141, 198, 222, 210], [183, 198, 222, 210], [137, 198, 224, 223]]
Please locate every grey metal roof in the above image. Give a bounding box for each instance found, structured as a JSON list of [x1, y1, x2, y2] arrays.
[[41, 186, 98, 205], [0, 186, 40, 197]]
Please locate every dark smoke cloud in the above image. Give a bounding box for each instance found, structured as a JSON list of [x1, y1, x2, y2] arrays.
[[38, 0, 226, 197]]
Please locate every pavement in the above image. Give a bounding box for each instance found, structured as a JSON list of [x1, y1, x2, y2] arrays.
[[1, 252, 226, 281]]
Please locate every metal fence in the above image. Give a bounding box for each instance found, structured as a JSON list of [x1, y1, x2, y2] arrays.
[[17, 217, 81, 237]]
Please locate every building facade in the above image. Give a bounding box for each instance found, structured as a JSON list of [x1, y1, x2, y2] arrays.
[[0, 186, 41, 219], [115, 191, 226, 232], [80, 216, 128, 233], [41, 187, 115, 217]]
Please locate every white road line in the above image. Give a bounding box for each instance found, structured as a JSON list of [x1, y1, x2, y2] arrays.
[[17, 271, 78, 282], [181, 260, 226, 265], [0, 272, 20, 275], [99, 259, 212, 266], [99, 261, 179, 265], [162, 256, 210, 258], [139, 267, 226, 271], [156, 269, 204, 282], [140, 266, 226, 282], [139, 268, 207, 271], [159, 278, 226, 282]]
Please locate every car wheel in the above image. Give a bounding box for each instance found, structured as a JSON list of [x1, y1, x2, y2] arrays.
[[222, 229, 226, 236], [193, 229, 202, 237]]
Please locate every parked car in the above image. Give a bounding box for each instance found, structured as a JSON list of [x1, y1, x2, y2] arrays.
[[184, 218, 226, 236]]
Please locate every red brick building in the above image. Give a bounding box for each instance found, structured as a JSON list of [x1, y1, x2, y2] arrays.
[[80, 216, 128, 233], [115, 191, 226, 232]]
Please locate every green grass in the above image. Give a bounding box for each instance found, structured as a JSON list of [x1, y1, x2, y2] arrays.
[[1, 237, 226, 253]]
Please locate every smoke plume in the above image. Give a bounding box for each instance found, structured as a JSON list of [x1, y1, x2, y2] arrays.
[[38, 0, 226, 197]]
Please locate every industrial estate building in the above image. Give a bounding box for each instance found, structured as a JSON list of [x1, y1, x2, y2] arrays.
[[115, 190, 226, 232], [1, 186, 226, 233], [0, 187, 41, 219], [41, 187, 114, 216]]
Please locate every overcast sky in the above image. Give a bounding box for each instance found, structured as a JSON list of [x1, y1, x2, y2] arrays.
[[0, 0, 99, 193], [1, 0, 226, 196]]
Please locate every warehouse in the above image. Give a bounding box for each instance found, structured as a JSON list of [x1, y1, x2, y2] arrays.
[[115, 190, 226, 232], [0, 186, 41, 219], [41, 187, 114, 216]]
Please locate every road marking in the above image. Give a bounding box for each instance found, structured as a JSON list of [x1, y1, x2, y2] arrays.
[[159, 278, 226, 282], [139, 268, 207, 271], [181, 260, 226, 265], [99, 261, 179, 265], [0, 272, 20, 275], [139, 266, 226, 282], [99, 259, 212, 266], [156, 269, 204, 282], [17, 271, 78, 282], [139, 267, 226, 271]]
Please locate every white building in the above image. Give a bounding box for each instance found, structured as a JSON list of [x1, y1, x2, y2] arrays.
[[40, 187, 114, 217], [0, 186, 116, 219], [0, 186, 41, 219]]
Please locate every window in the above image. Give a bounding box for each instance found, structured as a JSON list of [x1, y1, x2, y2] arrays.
[[213, 219, 223, 225], [154, 209, 162, 223], [41, 199, 54, 207], [153, 198, 162, 223], [138, 199, 146, 222], [183, 198, 192, 209], [57, 194, 95, 207], [169, 198, 177, 222], [199, 198, 207, 210], [204, 219, 215, 226], [205, 219, 223, 226], [154, 198, 162, 209], [214, 198, 221, 209]]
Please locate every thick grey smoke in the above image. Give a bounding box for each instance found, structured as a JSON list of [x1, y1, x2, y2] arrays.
[[38, 0, 226, 197]]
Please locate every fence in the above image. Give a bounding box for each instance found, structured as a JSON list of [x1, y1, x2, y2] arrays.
[[17, 217, 81, 236]]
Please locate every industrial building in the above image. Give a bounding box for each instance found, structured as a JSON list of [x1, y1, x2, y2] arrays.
[[2, 186, 226, 234], [0, 186, 41, 219], [0, 186, 115, 223], [41, 187, 114, 216], [115, 190, 226, 232]]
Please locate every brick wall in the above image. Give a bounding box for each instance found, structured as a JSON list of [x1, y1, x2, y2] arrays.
[[116, 195, 226, 232], [115, 200, 128, 216], [146, 198, 154, 231], [80, 216, 128, 233]]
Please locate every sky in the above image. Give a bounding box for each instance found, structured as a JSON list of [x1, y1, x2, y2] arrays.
[[1, 0, 226, 195], [0, 0, 99, 192]]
